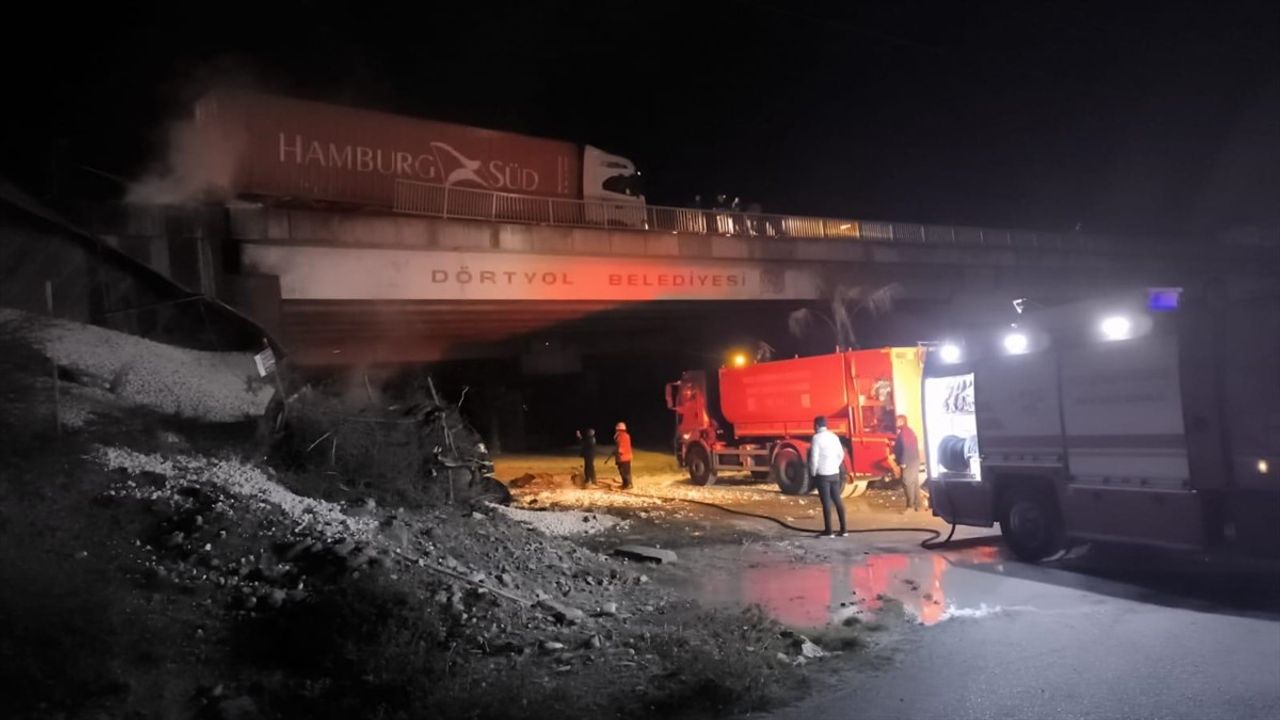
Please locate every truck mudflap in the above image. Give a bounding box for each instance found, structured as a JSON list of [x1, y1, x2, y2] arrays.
[[928, 477, 995, 527]]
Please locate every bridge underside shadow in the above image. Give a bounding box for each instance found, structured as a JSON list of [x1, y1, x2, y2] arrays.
[[276, 293, 1045, 367]]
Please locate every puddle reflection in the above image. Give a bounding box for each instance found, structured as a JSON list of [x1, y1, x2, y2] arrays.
[[689, 544, 1005, 627]]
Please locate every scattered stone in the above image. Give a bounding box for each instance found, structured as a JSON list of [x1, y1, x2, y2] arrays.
[[537, 599, 585, 625], [794, 636, 826, 659], [379, 519, 412, 547], [586, 634, 604, 650], [332, 540, 357, 558], [540, 640, 566, 653], [600, 602, 619, 617], [266, 589, 287, 609]]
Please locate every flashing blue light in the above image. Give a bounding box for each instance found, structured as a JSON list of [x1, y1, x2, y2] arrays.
[[1147, 288, 1181, 312]]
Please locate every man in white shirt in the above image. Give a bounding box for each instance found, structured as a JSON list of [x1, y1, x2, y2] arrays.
[[809, 416, 848, 537]]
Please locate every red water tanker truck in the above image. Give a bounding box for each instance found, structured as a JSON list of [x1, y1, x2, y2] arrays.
[[665, 347, 925, 497]]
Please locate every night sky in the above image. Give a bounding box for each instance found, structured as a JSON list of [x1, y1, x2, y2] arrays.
[[4, 0, 1277, 238]]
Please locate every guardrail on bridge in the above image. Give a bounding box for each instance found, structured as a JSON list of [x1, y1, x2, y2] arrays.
[[392, 178, 1266, 258]]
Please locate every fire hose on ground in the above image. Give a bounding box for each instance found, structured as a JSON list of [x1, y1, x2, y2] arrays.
[[625, 490, 959, 550]]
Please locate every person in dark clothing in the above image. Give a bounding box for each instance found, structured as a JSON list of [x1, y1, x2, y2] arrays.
[[746, 201, 762, 236], [576, 428, 597, 486], [893, 414, 923, 511]]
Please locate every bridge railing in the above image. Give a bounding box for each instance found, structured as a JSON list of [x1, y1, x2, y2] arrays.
[[392, 178, 1261, 257]]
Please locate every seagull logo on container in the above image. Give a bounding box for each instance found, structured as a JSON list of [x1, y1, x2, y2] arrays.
[[430, 142, 490, 189]]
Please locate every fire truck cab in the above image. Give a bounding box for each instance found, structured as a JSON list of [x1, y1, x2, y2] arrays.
[[924, 286, 1280, 561]]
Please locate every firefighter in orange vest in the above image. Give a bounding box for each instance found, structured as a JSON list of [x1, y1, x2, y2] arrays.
[[606, 421, 634, 490]]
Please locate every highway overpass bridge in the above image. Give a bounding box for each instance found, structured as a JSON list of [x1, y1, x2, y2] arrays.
[[101, 180, 1277, 367]]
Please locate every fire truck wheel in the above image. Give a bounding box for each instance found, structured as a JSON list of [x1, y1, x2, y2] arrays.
[[771, 447, 811, 495], [842, 479, 869, 498], [1000, 486, 1065, 562], [686, 446, 716, 486]]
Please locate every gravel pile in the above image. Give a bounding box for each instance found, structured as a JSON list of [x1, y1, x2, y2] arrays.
[[95, 445, 376, 541], [491, 503, 626, 536], [1, 308, 273, 422], [510, 475, 795, 514]]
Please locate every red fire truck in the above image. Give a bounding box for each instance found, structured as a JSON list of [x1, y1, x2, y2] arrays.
[[665, 347, 925, 496]]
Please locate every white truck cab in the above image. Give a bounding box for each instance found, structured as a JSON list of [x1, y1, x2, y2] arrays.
[[583, 145, 645, 228]]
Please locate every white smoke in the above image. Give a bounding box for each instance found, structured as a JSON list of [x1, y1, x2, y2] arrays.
[[126, 115, 242, 205]]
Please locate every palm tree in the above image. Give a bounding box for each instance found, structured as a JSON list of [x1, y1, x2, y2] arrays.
[[788, 283, 901, 350]]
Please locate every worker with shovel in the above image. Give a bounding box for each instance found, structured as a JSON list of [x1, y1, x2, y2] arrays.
[[605, 421, 634, 490]]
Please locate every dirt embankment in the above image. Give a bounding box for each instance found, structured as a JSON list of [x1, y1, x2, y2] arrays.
[[0, 315, 821, 720]]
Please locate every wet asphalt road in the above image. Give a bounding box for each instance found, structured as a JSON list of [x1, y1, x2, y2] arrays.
[[497, 455, 1280, 719], [736, 539, 1280, 720]]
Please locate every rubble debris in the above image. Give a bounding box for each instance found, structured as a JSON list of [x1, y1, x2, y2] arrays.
[[505, 472, 576, 490], [492, 504, 625, 536], [2, 321, 818, 719], [0, 308, 273, 422], [94, 445, 376, 541], [797, 637, 827, 659], [612, 545, 678, 564], [272, 382, 509, 508], [538, 599, 587, 625]]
